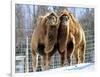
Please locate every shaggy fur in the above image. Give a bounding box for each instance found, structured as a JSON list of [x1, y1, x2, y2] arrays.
[[31, 12, 59, 71], [58, 10, 86, 66]]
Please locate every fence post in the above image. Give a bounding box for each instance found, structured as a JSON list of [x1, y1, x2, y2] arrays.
[[26, 36, 29, 72]]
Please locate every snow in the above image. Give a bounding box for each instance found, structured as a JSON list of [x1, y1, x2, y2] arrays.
[[49, 63, 94, 72], [15, 63, 94, 77]]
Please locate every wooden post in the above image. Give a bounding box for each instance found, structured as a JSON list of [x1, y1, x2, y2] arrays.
[[26, 36, 29, 72]]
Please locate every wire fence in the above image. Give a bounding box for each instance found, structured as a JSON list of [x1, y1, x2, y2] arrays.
[[15, 28, 94, 73]]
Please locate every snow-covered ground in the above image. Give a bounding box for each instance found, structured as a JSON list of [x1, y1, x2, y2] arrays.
[[49, 63, 94, 72], [15, 63, 95, 77]]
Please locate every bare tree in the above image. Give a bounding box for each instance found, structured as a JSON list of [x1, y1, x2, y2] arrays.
[[79, 8, 94, 31], [15, 4, 25, 46]]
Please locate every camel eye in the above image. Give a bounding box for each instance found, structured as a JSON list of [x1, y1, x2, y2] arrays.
[[48, 16, 51, 19], [64, 16, 69, 21], [52, 16, 54, 19], [66, 16, 69, 20], [52, 17, 54, 20], [60, 16, 63, 20]]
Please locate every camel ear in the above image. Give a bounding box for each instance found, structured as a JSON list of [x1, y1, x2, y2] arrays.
[[69, 12, 75, 17], [69, 12, 74, 19], [69, 12, 72, 16]]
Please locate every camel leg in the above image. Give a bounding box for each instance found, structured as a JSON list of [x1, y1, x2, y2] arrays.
[[58, 51, 66, 67], [67, 33, 75, 66], [74, 42, 86, 64], [58, 43, 67, 66], [32, 50, 37, 72], [45, 54, 50, 70], [74, 48, 79, 64], [67, 43, 74, 66], [43, 53, 51, 70], [78, 43, 86, 63]]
